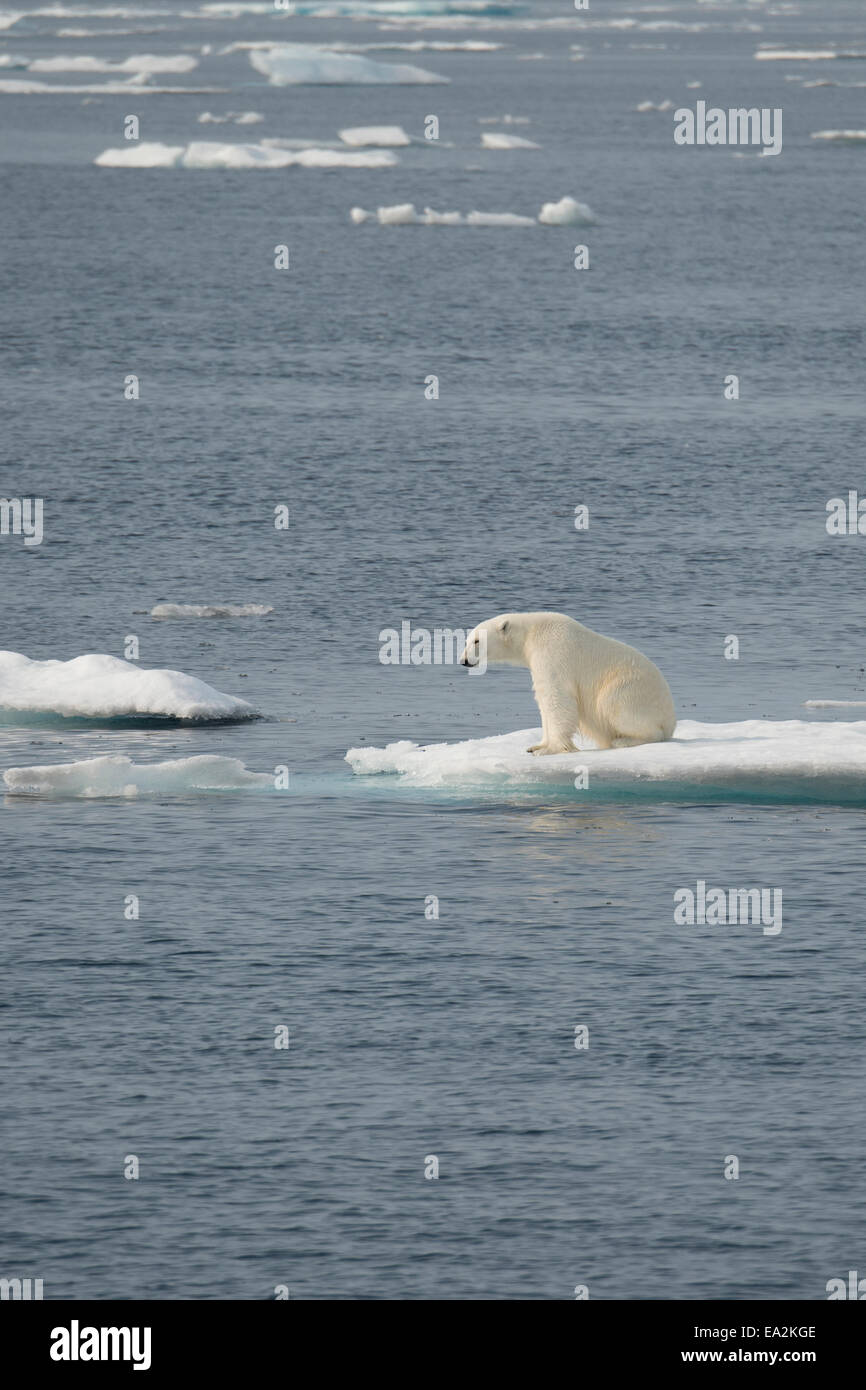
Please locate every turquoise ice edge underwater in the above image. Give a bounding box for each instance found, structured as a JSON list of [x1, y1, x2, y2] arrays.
[[2, 0, 866, 1299]]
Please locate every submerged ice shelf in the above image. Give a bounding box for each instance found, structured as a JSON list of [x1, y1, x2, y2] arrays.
[[3, 754, 272, 797]]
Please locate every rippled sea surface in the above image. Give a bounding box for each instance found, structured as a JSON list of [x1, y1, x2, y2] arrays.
[[2, 0, 865, 1299]]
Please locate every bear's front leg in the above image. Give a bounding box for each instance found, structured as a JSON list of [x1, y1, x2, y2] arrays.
[[527, 706, 549, 755], [528, 738, 579, 756], [529, 673, 579, 754]]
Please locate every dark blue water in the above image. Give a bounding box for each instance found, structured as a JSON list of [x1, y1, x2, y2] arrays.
[[1, 0, 865, 1299]]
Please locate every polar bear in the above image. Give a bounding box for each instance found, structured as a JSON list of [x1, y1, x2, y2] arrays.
[[459, 611, 676, 754]]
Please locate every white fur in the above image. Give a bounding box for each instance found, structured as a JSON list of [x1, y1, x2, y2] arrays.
[[459, 611, 676, 754]]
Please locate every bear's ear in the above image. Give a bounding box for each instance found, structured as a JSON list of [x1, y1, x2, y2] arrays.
[[497, 619, 510, 634]]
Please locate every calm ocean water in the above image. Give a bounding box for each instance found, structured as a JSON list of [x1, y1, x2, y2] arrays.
[[1, 0, 865, 1299]]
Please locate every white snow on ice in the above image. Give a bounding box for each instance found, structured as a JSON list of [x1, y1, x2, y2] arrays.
[[537, 195, 596, 225], [346, 720, 866, 801], [96, 141, 186, 166], [0, 652, 258, 722]]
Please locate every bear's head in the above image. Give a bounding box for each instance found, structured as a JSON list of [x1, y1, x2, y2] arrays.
[[459, 614, 524, 668]]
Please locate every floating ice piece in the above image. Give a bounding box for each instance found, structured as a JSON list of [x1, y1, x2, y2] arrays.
[[466, 210, 537, 226], [250, 45, 448, 86], [811, 129, 866, 142], [96, 142, 185, 167], [3, 755, 272, 798], [199, 109, 264, 124], [367, 40, 502, 52], [481, 131, 540, 149], [181, 141, 293, 168], [377, 202, 421, 224], [635, 99, 674, 111], [291, 146, 396, 168], [150, 603, 273, 618], [346, 720, 866, 804], [0, 79, 223, 95], [422, 206, 463, 225], [357, 204, 575, 229], [755, 48, 866, 61], [29, 53, 198, 74], [0, 652, 258, 722], [537, 195, 596, 225], [804, 699, 866, 707], [339, 124, 410, 145], [96, 142, 396, 169], [181, 141, 389, 169]]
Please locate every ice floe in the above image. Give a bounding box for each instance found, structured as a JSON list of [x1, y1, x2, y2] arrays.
[[150, 603, 273, 618], [249, 45, 448, 86], [352, 196, 594, 227], [537, 195, 596, 225], [811, 129, 866, 143], [0, 652, 258, 722], [198, 109, 264, 124], [338, 124, 411, 146], [346, 720, 866, 803], [756, 48, 866, 61], [96, 141, 397, 168], [481, 131, 540, 149], [28, 53, 198, 74]]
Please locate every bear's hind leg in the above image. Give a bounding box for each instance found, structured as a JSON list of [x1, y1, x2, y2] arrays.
[[597, 679, 671, 749]]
